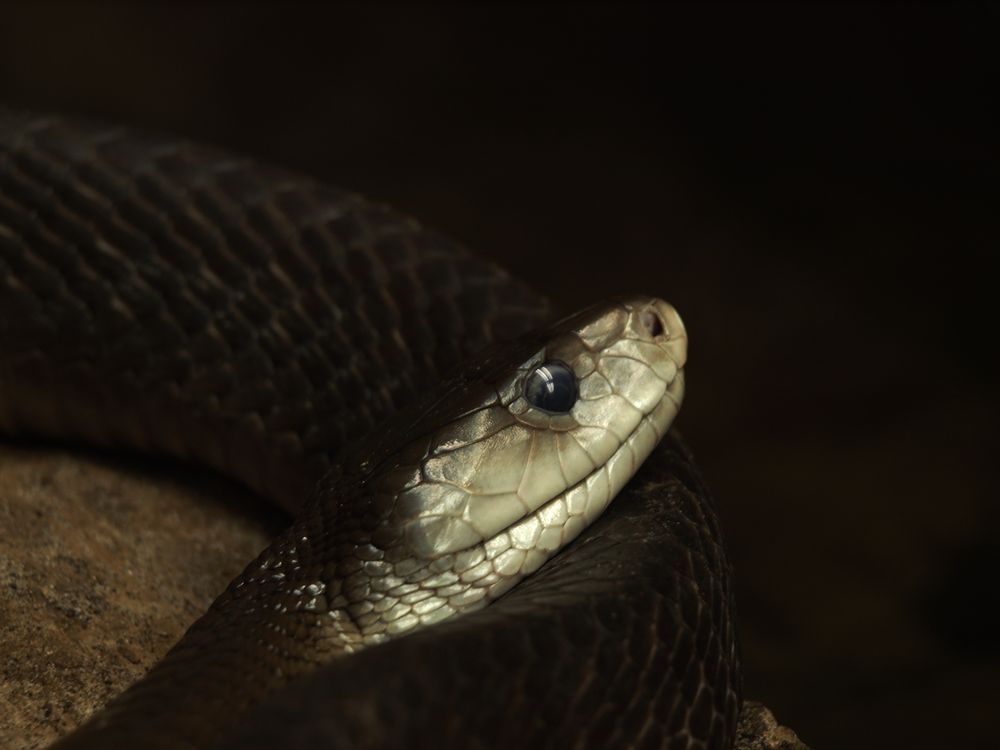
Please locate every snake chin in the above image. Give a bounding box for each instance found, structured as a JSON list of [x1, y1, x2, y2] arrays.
[[473, 375, 686, 602]]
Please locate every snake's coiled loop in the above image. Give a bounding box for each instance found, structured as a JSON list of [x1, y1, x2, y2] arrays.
[[0, 112, 741, 750]]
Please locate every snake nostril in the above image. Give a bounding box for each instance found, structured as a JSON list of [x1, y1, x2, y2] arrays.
[[641, 308, 665, 338]]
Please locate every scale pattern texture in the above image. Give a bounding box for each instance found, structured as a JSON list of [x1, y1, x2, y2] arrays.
[[0, 112, 741, 749]]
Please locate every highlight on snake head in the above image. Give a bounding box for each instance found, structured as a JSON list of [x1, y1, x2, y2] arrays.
[[331, 295, 687, 646]]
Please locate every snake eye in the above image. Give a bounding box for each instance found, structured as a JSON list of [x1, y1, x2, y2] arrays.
[[524, 361, 578, 413]]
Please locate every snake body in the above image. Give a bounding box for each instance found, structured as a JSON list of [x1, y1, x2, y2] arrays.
[[0, 112, 741, 749]]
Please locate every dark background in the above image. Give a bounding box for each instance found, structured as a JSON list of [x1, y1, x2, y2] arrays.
[[2, 3, 996, 748]]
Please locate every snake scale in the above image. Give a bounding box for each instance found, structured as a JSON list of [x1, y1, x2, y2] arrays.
[[0, 111, 740, 749]]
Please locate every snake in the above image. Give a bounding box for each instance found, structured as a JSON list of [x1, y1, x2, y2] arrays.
[[0, 111, 741, 749]]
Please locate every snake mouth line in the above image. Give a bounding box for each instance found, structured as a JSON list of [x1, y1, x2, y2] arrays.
[[520, 367, 682, 526], [444, 369, 684, 579]]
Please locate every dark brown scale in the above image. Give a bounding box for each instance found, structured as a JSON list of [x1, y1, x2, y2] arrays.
[[0, 110, 741, 749]]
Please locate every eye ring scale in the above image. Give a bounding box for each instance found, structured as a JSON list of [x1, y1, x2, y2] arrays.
[[523, 361, 579, 413]]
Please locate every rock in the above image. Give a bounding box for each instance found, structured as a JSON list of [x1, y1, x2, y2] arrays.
[[736, 700, 812, 750], [0, 445, 281, 750]]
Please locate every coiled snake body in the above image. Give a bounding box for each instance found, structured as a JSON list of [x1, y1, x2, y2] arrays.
[[0, 112, 740, 749]]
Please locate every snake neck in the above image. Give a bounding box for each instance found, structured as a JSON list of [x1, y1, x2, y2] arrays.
[[51, 510, 366, 749]]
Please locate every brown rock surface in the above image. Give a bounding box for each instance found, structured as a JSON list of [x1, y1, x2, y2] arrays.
[[736, 701, 812, 750], [0, 444, 282, 750]]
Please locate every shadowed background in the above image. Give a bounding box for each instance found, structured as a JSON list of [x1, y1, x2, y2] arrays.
[[1, 3, 996, 748]]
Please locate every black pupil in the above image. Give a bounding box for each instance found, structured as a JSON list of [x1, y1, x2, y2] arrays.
[[524, 362, 578, 413]]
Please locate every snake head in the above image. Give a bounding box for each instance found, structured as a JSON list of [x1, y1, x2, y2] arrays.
[[332, 295, 686, 640]]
